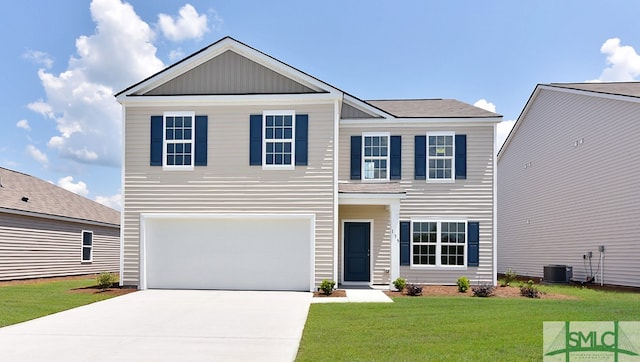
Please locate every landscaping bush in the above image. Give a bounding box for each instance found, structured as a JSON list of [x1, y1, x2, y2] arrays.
[[319, 279, 336, 295], [498, 278, 508, 287], [96, 272, 116, 290], [504, 268, 517, 285], [456, 276, 470, 293], [405, 284, 423, 296], [471, 283, 495, 297], [519, 280, 541, 298], [392, 277, 406, 292]]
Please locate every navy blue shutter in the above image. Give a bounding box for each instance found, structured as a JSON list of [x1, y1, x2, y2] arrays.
[[194, 116, 208, 166], [150, 116, 163, 166], [414, 135, 426, 180], [295, 114, 308, 166], [455, 134, 467, 179], [467, 221, 479, 267], [350, 136, 362, 180], [400, 221, 411, 266], [249, 115, 262, 165], [390, 136, 401, 180]]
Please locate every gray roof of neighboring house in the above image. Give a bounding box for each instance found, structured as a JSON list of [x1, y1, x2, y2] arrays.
[[0, 167, 120, 227], [547, 82, 640, 98], [366, 99, 501, 118]]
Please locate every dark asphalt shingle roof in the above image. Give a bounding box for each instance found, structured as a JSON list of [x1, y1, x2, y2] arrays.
[[0, 167, 120, 227], [547, 82, 640, 98], [366, 99, 501, 118]]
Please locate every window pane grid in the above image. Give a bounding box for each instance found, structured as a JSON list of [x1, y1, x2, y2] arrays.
[[412, 221, 466, 267], [265, 115, 293, 166], [165, 115, 193, 167], [363, 135, 389, 180], [427, 134, 454, 180], [412, 222, 437, 266]]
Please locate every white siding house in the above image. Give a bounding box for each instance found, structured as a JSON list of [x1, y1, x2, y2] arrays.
[[497, 83, 640, 288], [116, 37, 501, 291]]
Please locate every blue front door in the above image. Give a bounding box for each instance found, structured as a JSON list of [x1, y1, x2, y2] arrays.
[[344, 222, 371, 282]]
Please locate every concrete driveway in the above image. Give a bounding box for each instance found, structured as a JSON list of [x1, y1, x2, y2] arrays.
[[0, 290, 312, 361]]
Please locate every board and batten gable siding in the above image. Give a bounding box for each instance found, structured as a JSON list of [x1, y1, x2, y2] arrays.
[[122, 103, 336, 287], [498, 88, 640, 287], [339, 123, 495, 284], [0, 212, 119, 280], [338, 205, 391, 285], [142, 50, 316, 96]]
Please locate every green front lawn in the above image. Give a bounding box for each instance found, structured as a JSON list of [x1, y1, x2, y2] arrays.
[[0, 277, 120, 328], [296, 286, 640, 361]]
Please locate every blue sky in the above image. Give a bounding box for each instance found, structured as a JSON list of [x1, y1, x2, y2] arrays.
[[2, 0, 640, 210]]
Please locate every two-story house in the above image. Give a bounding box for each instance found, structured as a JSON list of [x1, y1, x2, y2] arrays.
[[116, 37, 501, 291]]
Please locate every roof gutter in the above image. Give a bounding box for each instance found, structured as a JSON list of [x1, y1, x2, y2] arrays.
[[0, 207, 120, 229]]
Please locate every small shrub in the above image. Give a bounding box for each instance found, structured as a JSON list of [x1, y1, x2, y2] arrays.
[[519, 280, 540, 298], [504, 268, 517, 285], [498, 278, 508, 287], [319, 279, 336, 295], [96, 272, 116, 290], [472, 283, 495, 297], [392, 277, 407, 292], [456, 276, 470, 293], [405, 284, 423, 296]]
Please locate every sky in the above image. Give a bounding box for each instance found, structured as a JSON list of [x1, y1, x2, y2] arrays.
[[2, 0, 640, 211]]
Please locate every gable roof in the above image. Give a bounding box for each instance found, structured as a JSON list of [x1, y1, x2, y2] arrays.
[[0, 167, 120, 227], [497, 81, 640, 158], [546, 82, 640, 98], [366, 99, 501, 118]]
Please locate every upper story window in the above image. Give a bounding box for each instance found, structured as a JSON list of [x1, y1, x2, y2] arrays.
[[263, 111, 295, 169], [81, 230, 93, 263], [362, 133, 390, 181], [427, 132, 455, 182], [164, 111, 195, 170]]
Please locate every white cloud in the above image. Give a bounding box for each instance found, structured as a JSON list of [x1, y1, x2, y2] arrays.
[[169, 47, 186, 62], [473, 99, 496, 113], [496, 120, 516, 153], [16, 119, 31, 131], [26, 145, 49, 166], [31, 0, 165, 167], [158, 4, 209, 42], [57, 176, 89, 197], [23, 50, 54, 69], [95, 192, 122, 210], [591, 38, 640, 82]]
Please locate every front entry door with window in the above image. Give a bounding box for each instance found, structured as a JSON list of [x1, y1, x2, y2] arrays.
[[344, 222, 371, 282]]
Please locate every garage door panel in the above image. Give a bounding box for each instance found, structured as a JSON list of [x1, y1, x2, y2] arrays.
[[144, 216, 312, 291]]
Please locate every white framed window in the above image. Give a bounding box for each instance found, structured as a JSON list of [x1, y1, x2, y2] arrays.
[[427, 132, 455, 182], [263, 111, 295, 169], [81, 230, 93, 263], [163, 111, 195, 170], [362, 132, 390, 181], [411, 221, 466, 267]]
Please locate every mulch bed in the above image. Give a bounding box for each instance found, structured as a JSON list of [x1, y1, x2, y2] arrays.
[[313, 289, 347, 298], [384, 285, 577, 300]]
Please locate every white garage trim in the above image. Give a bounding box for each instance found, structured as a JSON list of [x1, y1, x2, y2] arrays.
[[139, 213, 315, 291]]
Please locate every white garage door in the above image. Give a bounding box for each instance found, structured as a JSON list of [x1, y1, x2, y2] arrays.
[[142, 214, 313, 291]]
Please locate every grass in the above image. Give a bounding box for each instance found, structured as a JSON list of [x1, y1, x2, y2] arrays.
[[296, 285, 640, 361], [0, 277, 119, 328]]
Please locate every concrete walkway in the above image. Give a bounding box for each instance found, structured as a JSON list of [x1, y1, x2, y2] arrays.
[[0, 290, 312, 362], [312, 289, 393, 303]]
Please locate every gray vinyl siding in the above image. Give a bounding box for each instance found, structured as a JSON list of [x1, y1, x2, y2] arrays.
[[0, 212, 119, 280], [339, 124, 495, 285], [143, 50, 316, 96], [122, 103, 335, 287], [340, 103, 383, 119], [338, 205, 391, 285], [498, 88, 640, 288]]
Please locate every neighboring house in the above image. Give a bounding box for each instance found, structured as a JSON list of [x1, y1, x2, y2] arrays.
[[0, 167, 120, 280], [498, 82, 640, 288], [116, 37, 501, 291]]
